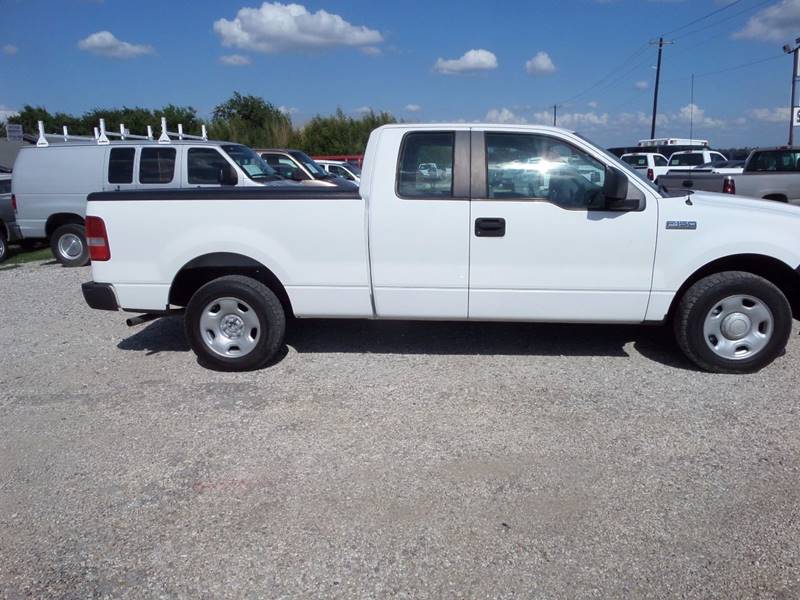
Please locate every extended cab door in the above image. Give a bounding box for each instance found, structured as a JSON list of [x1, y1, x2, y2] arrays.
[[368, 127, 471, 318], [468, 129, 658, 322]]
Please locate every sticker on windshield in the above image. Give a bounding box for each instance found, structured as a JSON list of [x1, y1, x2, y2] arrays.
[[243, 164, 263, 176]]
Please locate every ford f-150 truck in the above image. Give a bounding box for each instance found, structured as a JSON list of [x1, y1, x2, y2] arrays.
[[81, 124, 800, 374], [657, 146, 800, 204]]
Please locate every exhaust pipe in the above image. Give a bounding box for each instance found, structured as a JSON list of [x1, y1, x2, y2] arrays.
[[125, 310, 183, 327]]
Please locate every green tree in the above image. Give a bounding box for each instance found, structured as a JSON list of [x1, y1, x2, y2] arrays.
[[208, 92, 292, 148], [299, 108, 396, 155]]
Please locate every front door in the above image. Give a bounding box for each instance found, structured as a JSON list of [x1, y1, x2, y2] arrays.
[[468, 129, 658, 322]]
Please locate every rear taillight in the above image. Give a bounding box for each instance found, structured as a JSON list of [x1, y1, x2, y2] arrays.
[[85, 216, 110, 261], [722, 177, 736, 195], [11, 194, 16, 214], [647, 168, 654, 181]]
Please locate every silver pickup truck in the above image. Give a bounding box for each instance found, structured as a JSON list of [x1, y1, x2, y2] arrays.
[[657, 147, 800, 204]]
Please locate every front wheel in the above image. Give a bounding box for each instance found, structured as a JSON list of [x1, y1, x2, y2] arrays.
[[0, 235, 7, 263], [674, 271, 792, 373], [50, 224, 89, 267], [184, 275, 286, 371]]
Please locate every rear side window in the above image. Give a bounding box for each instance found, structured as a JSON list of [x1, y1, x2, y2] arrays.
[[653, 155, 668, 166], [188, 148, 229, 184], [397, 132, 454, 198], [139, 147, 176, 184], [622, 155, 648, 167], [747, 150, 800, 172], [108, 147, 135, 183]]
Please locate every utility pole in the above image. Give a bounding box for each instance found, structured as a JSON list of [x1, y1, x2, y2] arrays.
[[784, 39, 800, 146], [689, 74, 694, 142], [553, 104, 557, 127], [649, 37, 673, 139]]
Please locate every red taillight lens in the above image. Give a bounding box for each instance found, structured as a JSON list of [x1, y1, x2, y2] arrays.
[[647, 168, 654, 181], [85, 216, 110, 261], [722, 177, 736, 195], [11, 194, 16, 213]]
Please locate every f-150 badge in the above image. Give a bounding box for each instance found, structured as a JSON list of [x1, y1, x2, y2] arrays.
[[666, 221, 697, 230]]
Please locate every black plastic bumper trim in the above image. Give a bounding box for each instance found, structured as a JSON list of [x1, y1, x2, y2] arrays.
[[81, 282, 119, 311]]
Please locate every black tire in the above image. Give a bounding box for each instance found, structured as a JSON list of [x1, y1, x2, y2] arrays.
[[673, 271, 792, 374], [184, 275, 286, 371], [0, 235, 7, 263], [50, 224, 89, 267]]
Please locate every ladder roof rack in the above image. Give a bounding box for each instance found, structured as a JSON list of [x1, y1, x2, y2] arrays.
[[35, 118, 208, 147]]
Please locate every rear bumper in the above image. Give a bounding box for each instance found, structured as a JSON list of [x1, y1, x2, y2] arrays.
[[81, 281, 119, 311], [4, 222, 22, 242]]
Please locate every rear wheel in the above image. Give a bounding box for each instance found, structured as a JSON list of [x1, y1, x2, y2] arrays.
[[0, 235, 7, 263], [50, 224, 89, 267], [185, 275, 286, 371], [674, 271, 792, 373]]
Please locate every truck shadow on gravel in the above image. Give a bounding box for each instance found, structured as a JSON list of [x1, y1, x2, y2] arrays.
[[117, 316, 696, 370]]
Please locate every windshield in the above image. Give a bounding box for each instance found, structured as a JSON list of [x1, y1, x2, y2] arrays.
[[669, 153, 705, 166], [289, 151, 327, 177], [221, 145, 280, 181]]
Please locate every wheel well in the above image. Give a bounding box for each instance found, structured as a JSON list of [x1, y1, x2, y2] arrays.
[[169, 252, 293, 316], [668, 254, 800, 320], [763, 194, 788, 203], [45, 213, 84, 238]]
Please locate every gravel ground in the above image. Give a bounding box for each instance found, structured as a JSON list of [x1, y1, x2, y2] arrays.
[[1, 260, 800, 599]]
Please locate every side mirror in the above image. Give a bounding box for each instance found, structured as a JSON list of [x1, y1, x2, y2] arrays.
[[290, 170, 307, 182], [218, 165, 238, 186], [603, 165, 639, 211]]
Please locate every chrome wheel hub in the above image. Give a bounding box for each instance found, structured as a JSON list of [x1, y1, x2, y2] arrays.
[[199, 297, 261, 358], [58, 233, 83, 259], [703, 294, 773, 361]]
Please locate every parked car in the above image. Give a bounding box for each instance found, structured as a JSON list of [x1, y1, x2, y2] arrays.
[[417, 162, 441, 179], [81, 124, 800, 374], [12, 138, 286, 267], [667, 150, 728, 169], [620, 152, 670, 182], [259, 150, 356, 188], [657, 146, 800, 203], [315, 159, 361, 184], [0, 172, 22, 262]]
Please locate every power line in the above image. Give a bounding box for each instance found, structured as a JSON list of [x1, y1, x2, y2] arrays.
[[664, 53, 784, 83], [661, 0, 744, 36], [671, 0, 772, 41]]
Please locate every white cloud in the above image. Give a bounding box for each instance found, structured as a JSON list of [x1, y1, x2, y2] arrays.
[[588, 101, 599, 108], [675, 103, 724, 128], [214, 2, 383, 53], [2, 44, 18, 56], [634, 80, 649, 90], [525, 51, 556, 75], [0, 105, 19, 123], [360, 46, 382, 56], [278, 105, 299, 115], [219, 54, 251, 66], [434, 49, 497, 75], [405, 104, 422, 112], [78, 31, 154, 59], [533, 110, 610, 128], [734, 0, 800, 42], [354, 106, 372, 114], [486, 107, 528, 124], [748, 107, 791, 122]]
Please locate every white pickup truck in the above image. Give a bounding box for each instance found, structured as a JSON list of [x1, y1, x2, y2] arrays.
[[82, 124, 800, 373]]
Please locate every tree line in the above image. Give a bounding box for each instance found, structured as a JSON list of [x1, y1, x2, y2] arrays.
[[1, 92, 396, 155]]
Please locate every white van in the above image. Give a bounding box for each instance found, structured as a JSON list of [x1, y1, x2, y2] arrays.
[[12, 137, 287, 266]]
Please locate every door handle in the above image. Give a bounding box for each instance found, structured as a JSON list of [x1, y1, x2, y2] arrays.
[[475, 217, 506, 237]]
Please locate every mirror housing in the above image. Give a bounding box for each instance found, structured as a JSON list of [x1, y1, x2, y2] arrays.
[[218, 165, 238, 186], [290, 170, 307, 182], [603, 165, 641, 211]]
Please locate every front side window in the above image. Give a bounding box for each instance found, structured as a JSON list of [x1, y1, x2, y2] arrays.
[[188, 148, 231, 184], [139, 147, 176, 184], [108, 147, 135, 184], [485, 133, 605, 209], [330, 165, 354, 180], [397, 132, 454, 198], [654, 155, 668, 166]]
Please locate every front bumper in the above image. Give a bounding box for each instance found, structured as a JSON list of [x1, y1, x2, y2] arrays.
[[81, 282, 119, 311]]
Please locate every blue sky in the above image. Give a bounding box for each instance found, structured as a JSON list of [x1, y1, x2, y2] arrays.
[[1, 0, 798, 147]]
